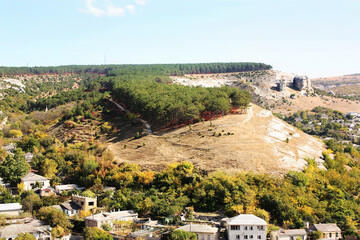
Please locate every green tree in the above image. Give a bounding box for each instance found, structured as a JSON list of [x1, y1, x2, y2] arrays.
[[81, 189, 96, 198], [0, 150, 29, 185], [37, 207, 73, 231], [40, 159, 58, 178], [8, 129, 23, 138], [101, 223, 112, 232], [170, 230, 197, 240], [22, 193, 42, 212], [309, 231, 323, 240], [14, 233, 36, 240], [83, 227, 112, 240]]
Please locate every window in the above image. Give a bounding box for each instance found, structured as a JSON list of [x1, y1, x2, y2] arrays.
[[207, 235, 210, 240], [231, 226, 240, 230], [250, 235, 253, 239], [330, 233, 332, 238], [244, 226, 248, 230], [236, 235, 240, 239], [257, 226, 264, 230], [244, 235, 248, 239], [258, 236, 261, 239], [336, 233, 339, 238], [89, 202, 94, 206], [201, 235, 204, 240], [250, 226, 253, 230]]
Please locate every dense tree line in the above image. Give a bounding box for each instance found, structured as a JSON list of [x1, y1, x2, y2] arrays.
[[21, 89, 105, 113], [0, 62, 272, 76], [110, 77, 251, 126]]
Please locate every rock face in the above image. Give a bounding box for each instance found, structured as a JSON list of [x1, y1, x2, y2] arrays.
[[277, 79, 286, 92], [293, 76, 311, 91]]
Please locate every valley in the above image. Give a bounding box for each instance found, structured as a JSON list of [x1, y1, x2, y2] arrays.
[[0, 64, 360, 239]]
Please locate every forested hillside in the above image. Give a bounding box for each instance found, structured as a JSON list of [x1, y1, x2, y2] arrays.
[[1, 63, 263, 127], [2, 63, 360, 239], [109, 77, 251, 127], [0, 62, 272, 76]]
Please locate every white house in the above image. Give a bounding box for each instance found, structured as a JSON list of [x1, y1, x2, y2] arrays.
[[24, 152, 34, 162], [57, 195, 97, 216], [54, 184, 84, 193], [21, 173, 50, 191], [270, 229, 307, 240], [227, 214, 267, 240], [309, 224, 341, 240], [0, 203, 22, 217], [85, 210, 138, 229], [176, 224, 219, 240]]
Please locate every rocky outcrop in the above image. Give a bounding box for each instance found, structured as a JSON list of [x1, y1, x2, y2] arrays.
[[293, 76, 311, 91], [277, 79, 286, 92]]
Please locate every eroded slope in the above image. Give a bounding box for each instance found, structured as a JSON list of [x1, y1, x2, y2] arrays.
[[107, 104, 325, 174]]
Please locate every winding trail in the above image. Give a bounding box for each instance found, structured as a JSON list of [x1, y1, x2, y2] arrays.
[[218, 105, 253, 127], [109, 98, 153, 135]]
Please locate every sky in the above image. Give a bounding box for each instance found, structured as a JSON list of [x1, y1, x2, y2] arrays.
[[0, 0, 359, 77]]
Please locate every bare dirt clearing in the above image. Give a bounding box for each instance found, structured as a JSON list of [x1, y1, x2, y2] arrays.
[[106, 104, 325, 174]]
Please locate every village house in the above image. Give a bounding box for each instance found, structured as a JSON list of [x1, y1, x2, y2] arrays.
[[54, 184, 84, 193], [54, 194, 97, 216], [21, 173, 50, 191], [309, 224, 341, 240], [270, 229, 307, 240], [176, 224, 219, 240], [320, 114, 329, 120], [0, 203, 22, 217], [84, 210, 138, 229], [346, 112, 359, 118], [2, 143, 15, 154], [24, 152, 34, 162], [227, 214, 267, 240], [140, 219, 163, 230], [39, 187, 56, 197], [0, 177, 11, 188], [0, 219, 51, 240]]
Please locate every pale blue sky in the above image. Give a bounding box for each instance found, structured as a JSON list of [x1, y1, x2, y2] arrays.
[[0, 0, 359, 77]]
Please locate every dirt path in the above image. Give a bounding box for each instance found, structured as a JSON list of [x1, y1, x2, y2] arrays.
[[109, 98, 153, 135], [218, 105, 253, 127]]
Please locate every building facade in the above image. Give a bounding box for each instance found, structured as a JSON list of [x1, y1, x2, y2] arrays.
[[270, 229, 307, 240], [0, 203, 22, 217], [85, 210, 138, 229], [309, 224, 341, 240], [176, 224, 219, 240], [227, 214, 267, 240], [21, 173, 50, 191]]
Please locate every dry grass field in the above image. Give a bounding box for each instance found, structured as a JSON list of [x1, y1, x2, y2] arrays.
[[106, 104, 325, 174]]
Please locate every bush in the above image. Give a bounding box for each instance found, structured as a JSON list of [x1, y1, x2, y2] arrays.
[[169, 230, 197, 240], [8, 129, 23, 138], [83, 227, 112, 240]]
